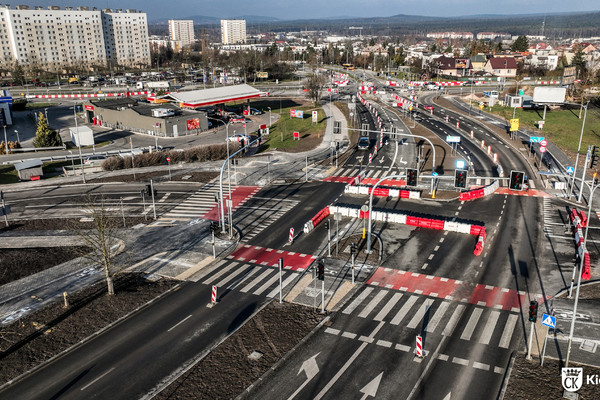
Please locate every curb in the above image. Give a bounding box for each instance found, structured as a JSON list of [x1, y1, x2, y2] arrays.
[[497, 350, 517, 400], [0, 278, 184, 391], [236, 313, 331, 400]]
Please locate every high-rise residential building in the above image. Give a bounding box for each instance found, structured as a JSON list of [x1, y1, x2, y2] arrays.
[[169, 19, 195, 48], [220, 19, 246, 45], [0, 5, 150, 71]]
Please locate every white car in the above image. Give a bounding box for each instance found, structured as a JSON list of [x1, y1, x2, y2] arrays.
[[84, 155, 106, 165], [227, 134, 250, 143]]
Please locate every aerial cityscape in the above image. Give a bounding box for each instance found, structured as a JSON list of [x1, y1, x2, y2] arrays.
[[0, 3, 599, 399]]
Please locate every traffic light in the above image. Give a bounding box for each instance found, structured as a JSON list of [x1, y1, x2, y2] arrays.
[[145, 184, 157, 197], [324, 220, 329, 229], [406, 168, 418, 187], [350, 243, 357, 254], [454, 169, 468, 188], [509, 170, 525, 190], [528, 301, 538, 322], [317, 259, 325, 281], [590, 145, 599, 169], [209, 222, 219, 233]]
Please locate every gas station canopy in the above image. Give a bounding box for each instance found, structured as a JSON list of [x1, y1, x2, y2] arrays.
[[158, 84, 268, 108]]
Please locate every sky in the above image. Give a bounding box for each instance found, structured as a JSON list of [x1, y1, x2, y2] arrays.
[[25, 1, 600, 21]]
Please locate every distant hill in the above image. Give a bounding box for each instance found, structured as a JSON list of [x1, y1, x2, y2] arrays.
[[150, 11, 600, 37]]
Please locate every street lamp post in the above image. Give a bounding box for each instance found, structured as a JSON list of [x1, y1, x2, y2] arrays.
[[14, 129, 19, 144], [208, 116, 233, 231], [565, 179, 597, 367], [3, 125, 7, 155], [569, 102, 589, 200], [73, 105, 85, 183], [68, 150, 74, 175], [268, 107, 272, 127]]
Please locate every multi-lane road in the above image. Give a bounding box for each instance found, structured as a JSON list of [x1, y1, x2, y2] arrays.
[[1, 71, 588, 400]]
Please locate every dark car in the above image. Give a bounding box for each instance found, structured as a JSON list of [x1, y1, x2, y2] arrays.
[[357, 137, 370, 150]]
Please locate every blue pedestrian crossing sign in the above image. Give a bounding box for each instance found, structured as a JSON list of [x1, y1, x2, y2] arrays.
[[541, 314, 556, 329], [566, 166, 574, 174]]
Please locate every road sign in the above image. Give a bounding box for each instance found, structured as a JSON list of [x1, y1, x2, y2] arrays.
[[509, 118, 520, 132], [446, 136, 461, 143], [541, 314, 556, 329], [540, 146, 547, 153], [166, 156, 171, 162], [540, 140, 547, 147], [530, 136, 545, 143], [566, 166, 574, 174]]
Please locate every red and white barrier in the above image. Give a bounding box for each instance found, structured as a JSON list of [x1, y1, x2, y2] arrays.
[[344, 184, 421, 199], [328, 204, 484, 236], [473, 227, 487, 256], [26, 91, 150, 99], [303, 207, 330, 234], [289, 227, 295, 242], [459, 180, 499, 201], [570, 208, 592, 280], [416, 335, 423, 357], [211, 285, 217, 304]]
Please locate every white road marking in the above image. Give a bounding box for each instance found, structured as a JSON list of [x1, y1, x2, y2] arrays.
[[343, 287, 375, 314], [167, 314, 192, 332], [407, 298, 434, 329], [253, 271, 280, 295], [443, 304, 466, 336], [240, 269, 273, 293], [358, 290, 389, 318], [374, 292, 403, 321], [390, 295, 418, 325], [202, 261, 238, 285], [460, 307, 483, 341], [479, 310, 501, 345], [425, 301, 450, 333], [499, 314, 519, 348], [80, 367, 116, 391]]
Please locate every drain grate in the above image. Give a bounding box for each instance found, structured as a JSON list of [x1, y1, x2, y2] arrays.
[[248, 351, 263, 360]]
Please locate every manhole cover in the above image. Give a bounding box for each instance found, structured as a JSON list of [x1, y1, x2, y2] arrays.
[[248, 351, 263, 360], [563, 389, 579, 399], [579, 340, 597, 353]]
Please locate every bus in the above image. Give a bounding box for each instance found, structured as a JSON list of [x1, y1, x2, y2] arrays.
[[342, 63, 355, 71]]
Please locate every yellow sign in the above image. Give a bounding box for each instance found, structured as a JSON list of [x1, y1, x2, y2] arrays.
[[408, 106, 413, 111], [510, 118, 520, 132], [257, 72, 269, 78], [479, 102, 484, 110]]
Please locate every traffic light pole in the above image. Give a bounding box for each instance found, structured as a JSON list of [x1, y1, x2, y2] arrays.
[[150, 179, 157, 220], [577, 146, 591, 203], [526, 320, 535, 360], [569, 102, 589, 200]]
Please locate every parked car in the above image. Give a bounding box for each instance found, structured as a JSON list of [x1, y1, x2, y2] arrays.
[[230, 117, 252, 124], [84, 155, 106, 165], [357, 137, 370, 150], [424, 105, 434, 111]]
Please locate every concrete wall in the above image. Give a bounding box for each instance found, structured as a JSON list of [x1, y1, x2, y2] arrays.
[[89, 104, 208, 137]]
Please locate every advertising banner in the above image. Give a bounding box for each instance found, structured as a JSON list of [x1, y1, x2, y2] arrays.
[[186, 118, 200, 130]]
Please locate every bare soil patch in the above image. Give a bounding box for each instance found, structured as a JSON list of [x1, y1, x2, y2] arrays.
[[505, 354, 600, 399], [0, 247, 91, 285], [0, 217, 148, 232], [0, 273, 178, 385], [153, 301, 323, 400]]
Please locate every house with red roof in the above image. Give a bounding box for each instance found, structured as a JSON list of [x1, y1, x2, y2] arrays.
[[484, 57, 517, 78]]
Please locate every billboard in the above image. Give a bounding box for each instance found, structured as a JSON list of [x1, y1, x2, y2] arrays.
[[257, 72, 268, 78], [533, 87, 566, 104], [562, 66, 576, 85], [455, 59, 468, 68], [290, 109, 304, 119], [186, 118, 200, 130]]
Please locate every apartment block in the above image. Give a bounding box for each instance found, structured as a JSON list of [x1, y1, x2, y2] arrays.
[[169, 19, 195, 48], [221, 19, 246, 45], [0, 4, 150, 71]]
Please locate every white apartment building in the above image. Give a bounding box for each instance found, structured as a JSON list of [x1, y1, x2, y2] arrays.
[[0, 4, 150, 71], [169, 19, 195, 48], [102, 9, 150, 68], [221, 19, 246, 44]]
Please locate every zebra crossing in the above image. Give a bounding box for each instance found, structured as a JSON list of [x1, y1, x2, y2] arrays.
[[158, 183, 221, 222], [190, 259, 302, 299], [241, 199, 299, 243], [337, 287, 520, 350]]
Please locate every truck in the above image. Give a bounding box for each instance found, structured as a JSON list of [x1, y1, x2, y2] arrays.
[[136, 81, 170, 90]]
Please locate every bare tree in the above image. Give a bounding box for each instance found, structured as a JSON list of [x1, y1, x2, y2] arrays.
[[305, 70, 326, 106], [78, 196, 122, 295]]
